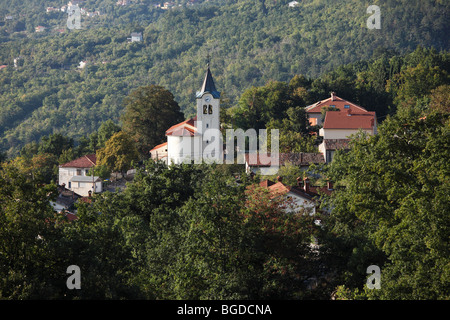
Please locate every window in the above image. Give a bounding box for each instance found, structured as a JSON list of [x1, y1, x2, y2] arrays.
[[68, 182, 71, 189], [208, 105, 213, 114], [76, 169, 82, 175], [344, 105, 350, 109], [85, 169, 89, 175], [206, 123, 209, 128], [203, 105, 207, 114]]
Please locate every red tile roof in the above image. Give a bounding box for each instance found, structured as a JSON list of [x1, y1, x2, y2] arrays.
[[323, 110, 376, 129], [150, 142, 168, 152], [60, 154, 97, 168], [323, 139, 351, 150], [306, 93, 369, 114], [165, 116, 198, 136], [267, 181, 314, 200], [259, 179, 334, 199], [245, 152, 324, 167]]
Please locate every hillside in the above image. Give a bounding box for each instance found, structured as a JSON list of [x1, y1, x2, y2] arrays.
[[0, 0, 449, 156]]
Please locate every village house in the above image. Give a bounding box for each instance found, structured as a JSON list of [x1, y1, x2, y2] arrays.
[[244, 152, 324, 175], [305, 92, 373, 127], [35, 26, 46, 33], [58, 154, 103, 197], [318, 109, 377, 163], [305, 92, 377, 163], [149, 142, 168, 162], [256, 176, 334, 215], [129, 32, 143, 42]]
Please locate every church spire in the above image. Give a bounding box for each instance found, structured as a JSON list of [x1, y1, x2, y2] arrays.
[[196, 60, 220, 99]]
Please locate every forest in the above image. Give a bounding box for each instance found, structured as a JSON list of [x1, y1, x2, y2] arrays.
[[0, 44, 448, 300], [0, 0, 448, 302], [0, 0, 449, 156]]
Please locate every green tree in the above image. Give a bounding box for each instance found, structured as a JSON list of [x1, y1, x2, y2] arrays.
[[0, 163, 65, 299], [38, 133, 74, 158], [122, 85, 184, 156], [97, 131, 139, 175], [321, 98, 450, 299]]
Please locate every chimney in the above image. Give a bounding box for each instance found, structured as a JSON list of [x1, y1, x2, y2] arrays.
[[303, 176, 310, 193], [331, 92, 336, 101], [327, 180, 333, 190], [296, 176, 303, 187]]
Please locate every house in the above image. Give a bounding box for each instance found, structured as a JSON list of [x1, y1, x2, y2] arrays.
[[0, 65, 7, 70], [305, 92, 372, 126], [319, 109, 377, 139], [129, 32, 143, 42], [58, 154, 103, 196], [318, 110, 376, 163], [257, 176, 334, 215], [46, 7, 60, 13], [318, 139, 351, 163], [149, 142, 168, 161], [50, 185, 81, 213], [35, 26, 46, 32], [152, 63, 222, 165], [288, 1, 300, 7], [244, 152, 325, 175], [78, 61, 87, 69]]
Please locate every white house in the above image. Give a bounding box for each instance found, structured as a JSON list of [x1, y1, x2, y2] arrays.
[[152, 64, 222, 165], [129, 32, 143, 42], [289, 1, 300, 7], [59, 154, 102, 196], [318, 109, 377, 140], [317, 109, 376, 163], [257, 177, 334, 216], [149, 142, 168, 162]]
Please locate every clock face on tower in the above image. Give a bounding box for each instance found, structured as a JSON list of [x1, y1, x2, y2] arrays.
[[205, 96, 211, 102]]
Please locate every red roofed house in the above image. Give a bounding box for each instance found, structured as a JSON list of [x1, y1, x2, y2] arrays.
[[152, 63, 222, 164], [244, 152, 325, 175], [149, 142, 168, 162], [305, 92, 371, 126], [58, 154, 103, 196], [257, 176, 334, 215], [306, 92, 377, 163], [318, 109, 377, 163]]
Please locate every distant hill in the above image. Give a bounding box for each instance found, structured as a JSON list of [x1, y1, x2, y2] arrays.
[[0, 0, 448, 156]]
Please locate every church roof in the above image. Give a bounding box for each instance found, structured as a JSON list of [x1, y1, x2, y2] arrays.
[[196, 66, 220, 99], [165, 116, 198, 136]]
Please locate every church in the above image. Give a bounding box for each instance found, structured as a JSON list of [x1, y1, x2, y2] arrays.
[[150, 64, 223, 164]]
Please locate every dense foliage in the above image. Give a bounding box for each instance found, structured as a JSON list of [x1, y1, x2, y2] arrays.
[[0, 0, 449, 156], [0, 0, 448, 301]]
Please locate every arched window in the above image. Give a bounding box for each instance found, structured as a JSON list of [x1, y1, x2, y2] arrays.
[[208, 105, 213, 114], [203, 105, 208, 114]]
